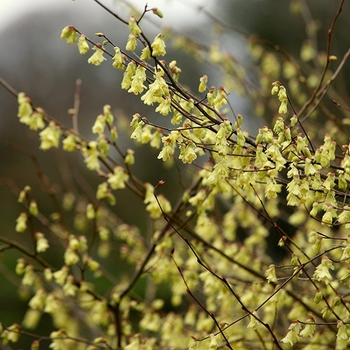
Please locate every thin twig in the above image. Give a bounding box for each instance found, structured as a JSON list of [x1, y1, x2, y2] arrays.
[[72, 78, 82, 134]]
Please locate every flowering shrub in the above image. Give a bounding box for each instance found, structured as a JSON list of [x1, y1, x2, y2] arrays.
[[1, 0, 350, 349]]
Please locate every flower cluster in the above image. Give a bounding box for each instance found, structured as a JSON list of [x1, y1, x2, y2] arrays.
[[17, 93, 45, 130]]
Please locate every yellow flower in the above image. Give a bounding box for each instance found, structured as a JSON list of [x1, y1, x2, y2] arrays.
[[141, 67, 169, 105], [92, 114, 106, 134], [124, 149, 135, 165], [128, 16, 142, 36], [63, 133, 78, 152], [198, 75, 208, 92], [53, 266, 69, 285], [128, 65, 147, 95], [281, 322, 301, 346], [82, 141, 100, 171], [112, 46, 124, 70], [63, 275, 78, 297], [78, 34, 89, 54], [121, 61, 136, 90], [96, 182, 108, 200], [107, 166, 129, 190], [155, 96, 172, 116], [22, 265, 35, 286], [313, 256, 334, 283], [88, 45, 107, 66], [39, 122, 61, 150], [151, 33, 166, 56], [17, 93, 33, 124], [140, 46, 151, 60], [15, 212, 27, 232], [126, 33, 137, 51], [60, 25, 77, 44], [29, 289, 47, 310], [179, 142, 197, 164], [86, 203, 95, 220], [35, 232, 49, 253], [28, 109, 45, 130]]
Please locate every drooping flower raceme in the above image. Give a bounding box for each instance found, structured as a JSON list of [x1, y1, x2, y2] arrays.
[[215, 119, 232, 156], [35, 233, 49, 253], [157, 131, 183, 162], [88, 45, 107, 66], [140, 45, 151, 61], [128, 65, 147, 95], [17, 93, 45, 129], [77, 34, 89, 54], [143, 183, 172, 219], [126, 34, 138, 52], [15, 212, 27, 232], [281, 321, 302, 346], [92, 114, 106, 134], [107, 166, 129, 190], [271, 82, 288, 114], [63, 133, 79, 152], [128, 16, 142, 36], [178, 141, 197, 164], [151, 33, 166, 56], [82, 141, 101, 171], [112, 46, 125, 70], [60, 25, 77, 44], [313, 256, 334, 284], [141, 67, 170, 106], [121, 61, 137, 90], [198, 75, 208, 93], [39, 122, 61, 150]]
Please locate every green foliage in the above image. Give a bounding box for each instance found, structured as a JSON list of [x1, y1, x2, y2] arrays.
[[1, 0, 350, 349]]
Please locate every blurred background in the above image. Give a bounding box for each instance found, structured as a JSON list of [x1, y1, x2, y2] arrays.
[[1, 0, 350, 346]]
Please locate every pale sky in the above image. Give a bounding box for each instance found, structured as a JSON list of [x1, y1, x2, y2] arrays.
[[0, 0, 214, 31]]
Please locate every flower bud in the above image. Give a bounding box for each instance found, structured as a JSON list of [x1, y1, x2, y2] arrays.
[[152, 7, 164, 18]]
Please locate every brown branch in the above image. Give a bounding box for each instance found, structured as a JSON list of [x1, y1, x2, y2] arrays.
[[297, 0, 345, 120]]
